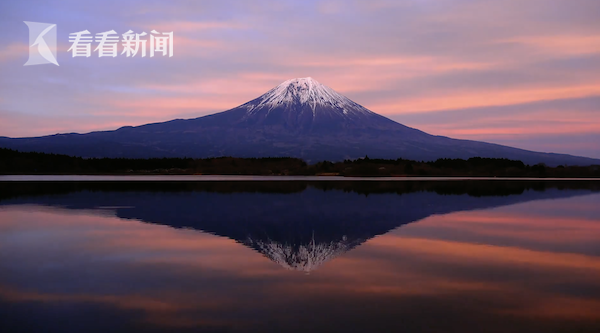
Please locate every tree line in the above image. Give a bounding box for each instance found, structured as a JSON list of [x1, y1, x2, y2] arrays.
[[0, 148, 599, 177]]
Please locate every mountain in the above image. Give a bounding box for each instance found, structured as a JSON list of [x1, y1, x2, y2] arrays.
[[1, 77, 598, 166], [1, 181, 597, 272]]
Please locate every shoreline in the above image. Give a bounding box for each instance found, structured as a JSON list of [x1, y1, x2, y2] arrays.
[[2, 175, 600, 182]]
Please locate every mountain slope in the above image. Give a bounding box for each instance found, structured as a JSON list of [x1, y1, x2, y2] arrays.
[[0, 77, 598, 166]]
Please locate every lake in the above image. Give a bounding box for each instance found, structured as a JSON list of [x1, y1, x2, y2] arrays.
[[1, 179, 599, 332]]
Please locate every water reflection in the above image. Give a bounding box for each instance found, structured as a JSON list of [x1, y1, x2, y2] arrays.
[[0, 181, 599, 332]]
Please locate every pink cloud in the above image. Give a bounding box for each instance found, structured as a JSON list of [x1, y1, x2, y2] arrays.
[[151, 21, 246, 32], [497, 34, 600, 57], [370, 84, 600, 114], [0, 42, 29, 62]]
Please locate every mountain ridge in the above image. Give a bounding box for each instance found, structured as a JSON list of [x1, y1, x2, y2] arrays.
[[0, 77, 598, 166]]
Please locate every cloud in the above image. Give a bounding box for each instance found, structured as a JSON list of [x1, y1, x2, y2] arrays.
[[497, 35, 600, 57], [0, 42, 29, 62], [389, 96, 600, 157], [149, 20, 246, 33]]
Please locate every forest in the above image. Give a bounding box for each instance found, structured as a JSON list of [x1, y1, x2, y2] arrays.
[[1, 148, 599, 178]]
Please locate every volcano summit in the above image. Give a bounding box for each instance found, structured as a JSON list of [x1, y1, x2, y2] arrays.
[[0, 77, 598, 166]]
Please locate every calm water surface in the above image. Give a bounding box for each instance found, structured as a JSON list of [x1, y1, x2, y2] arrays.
[[0, 181, 599, 332]]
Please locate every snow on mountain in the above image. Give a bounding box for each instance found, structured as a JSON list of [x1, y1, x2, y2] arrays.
[[242, 77, 376, 120], [245, 233, 365, 273]]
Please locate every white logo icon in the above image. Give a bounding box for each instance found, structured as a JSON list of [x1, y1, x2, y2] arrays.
[[24, 21, 59, 66]]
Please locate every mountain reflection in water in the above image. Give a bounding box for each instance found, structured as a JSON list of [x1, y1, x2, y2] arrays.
[[0, 180, 599, 333]]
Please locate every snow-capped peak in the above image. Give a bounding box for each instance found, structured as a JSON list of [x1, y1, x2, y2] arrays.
[[244, 77, 375, 117]]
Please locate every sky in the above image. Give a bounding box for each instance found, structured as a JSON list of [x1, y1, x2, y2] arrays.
[[0, 0, 599, 158]]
